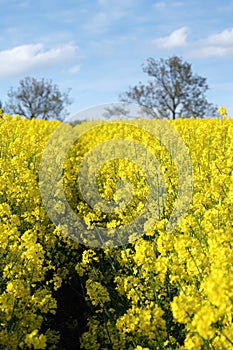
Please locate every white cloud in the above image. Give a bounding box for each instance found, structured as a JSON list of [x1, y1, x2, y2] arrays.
[[153, 27, 188, 49], [190, 28, 233, 58], [152, 27, 233, 58], [0, 43, 78, 78], [206, 28, 233, 46], [67, 64, 81, 75], [190, 46, 233, 58]]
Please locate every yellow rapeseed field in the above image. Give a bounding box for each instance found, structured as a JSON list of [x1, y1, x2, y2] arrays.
[[0, 109, 233, 349]]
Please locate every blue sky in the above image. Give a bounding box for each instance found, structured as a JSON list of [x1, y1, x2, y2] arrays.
[[1, 0, 233, 119]]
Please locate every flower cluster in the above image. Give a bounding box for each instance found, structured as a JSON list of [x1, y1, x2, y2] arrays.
[[74, 116, 233, 349], [0, 113, 81, 349], [1, 110, 233, 349]]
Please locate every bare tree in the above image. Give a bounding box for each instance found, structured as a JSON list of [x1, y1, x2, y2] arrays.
[[118, 56, 217, 119], [5, 77, 72, 121]]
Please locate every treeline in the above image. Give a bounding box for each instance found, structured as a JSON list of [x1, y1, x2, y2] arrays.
[[1, 56, 218, 121]]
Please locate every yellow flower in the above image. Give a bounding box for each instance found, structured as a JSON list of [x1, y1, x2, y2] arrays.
[[86, 279, 111, 307], [24, 329, 47, 349], [218, 106, 228, 117]]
